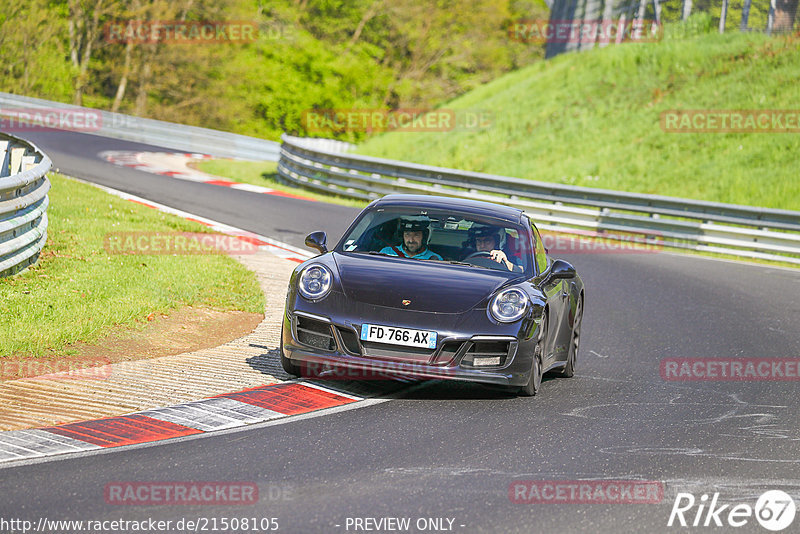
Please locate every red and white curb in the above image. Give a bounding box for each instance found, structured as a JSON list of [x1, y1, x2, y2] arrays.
[[0, 382, 366, 463], [0, 176, 347, 465], [99, 150, 316, 201]]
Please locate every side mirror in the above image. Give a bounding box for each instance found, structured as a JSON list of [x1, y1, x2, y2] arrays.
[[305, 231, 328, 254], [549, 259, 576, 280]]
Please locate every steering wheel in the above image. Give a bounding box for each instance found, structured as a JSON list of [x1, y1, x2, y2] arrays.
[[464, 251, 493, 260], [462, 251, 504, 270]]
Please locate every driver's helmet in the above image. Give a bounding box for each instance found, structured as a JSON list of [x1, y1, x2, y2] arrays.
[[398, 216, 432, 244], [467, 224, 504, 250]]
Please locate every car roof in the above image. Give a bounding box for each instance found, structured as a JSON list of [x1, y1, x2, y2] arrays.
[[372, 194, 525, 224]]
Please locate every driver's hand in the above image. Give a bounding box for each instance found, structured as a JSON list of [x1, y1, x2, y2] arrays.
[[490, 250, 516, 271], [489, 250, 507, 263]]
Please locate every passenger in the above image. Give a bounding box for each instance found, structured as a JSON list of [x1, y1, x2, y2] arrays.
[[380, 217, 443, 260]]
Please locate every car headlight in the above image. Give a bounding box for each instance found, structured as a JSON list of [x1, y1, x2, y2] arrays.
[[298, 264, 333, 300], [490, 288, 529, 323]]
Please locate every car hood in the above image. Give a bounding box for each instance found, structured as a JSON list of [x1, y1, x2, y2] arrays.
[[332, 252, 513, 314]]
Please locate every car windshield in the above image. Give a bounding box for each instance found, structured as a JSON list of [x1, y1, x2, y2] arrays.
[[337, 206, 531, 273]]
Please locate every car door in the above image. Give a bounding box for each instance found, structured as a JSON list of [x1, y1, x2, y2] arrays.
[[529, 219, 567, 367]]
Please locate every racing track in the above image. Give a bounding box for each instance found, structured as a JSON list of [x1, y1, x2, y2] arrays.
[[1, 130, 799, 533]]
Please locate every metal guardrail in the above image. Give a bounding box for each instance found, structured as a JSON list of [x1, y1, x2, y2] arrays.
[[0, 133, 51, 277], [0, 92, 281, 161], [278, 134, 800, 265]]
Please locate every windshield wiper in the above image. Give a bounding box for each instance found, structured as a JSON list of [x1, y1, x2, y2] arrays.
[[357, 253, 495, 269], [439, 259, 493, 270], [362, 250, 394, 257]]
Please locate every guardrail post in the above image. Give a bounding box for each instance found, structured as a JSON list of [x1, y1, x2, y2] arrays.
[[0, 141, 8, 176], [9, 147, 24, 175], [22, 155, 36, 172]]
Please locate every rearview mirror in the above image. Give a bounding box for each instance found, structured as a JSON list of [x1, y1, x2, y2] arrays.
[[549, 259, 576, 280], [305, 231, 328, 254]]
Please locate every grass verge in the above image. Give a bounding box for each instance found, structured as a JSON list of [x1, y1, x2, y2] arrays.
[[356, 28, 800, 211], [0, 173, 265, 358]]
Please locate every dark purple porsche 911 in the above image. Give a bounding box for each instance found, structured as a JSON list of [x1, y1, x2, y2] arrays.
[[280, 194, 584, 396]]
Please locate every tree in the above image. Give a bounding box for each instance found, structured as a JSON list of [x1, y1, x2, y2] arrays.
[[65, 0, 117, 105], [741, 0, 752, 29], [719, 0, 728, 32], [110, 0, 141, 112], [682, 0, 692, 20]]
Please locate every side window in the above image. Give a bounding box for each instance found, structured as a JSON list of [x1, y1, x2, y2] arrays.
[[529, 219, 548, 275]]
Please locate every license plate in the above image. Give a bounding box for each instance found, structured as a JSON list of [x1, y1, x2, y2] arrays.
[[360, 324, 437, 349]]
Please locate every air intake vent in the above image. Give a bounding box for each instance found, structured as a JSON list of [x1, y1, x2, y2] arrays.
[[336, 327, 362, 355], [433, 341, 462, 365], [296, 316, 335, 351]]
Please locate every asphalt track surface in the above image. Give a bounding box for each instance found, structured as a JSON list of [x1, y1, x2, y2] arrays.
[[1, 131, 799, 533]]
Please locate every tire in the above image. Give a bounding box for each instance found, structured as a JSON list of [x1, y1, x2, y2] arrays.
[[558, 296, 582, 378], [280, 326, 302, 376], [520, 314, 546, 396]]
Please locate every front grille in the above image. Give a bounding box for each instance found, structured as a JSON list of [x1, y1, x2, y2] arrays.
[[461, 340, 512, 368], [296, 316, 335, 351], [360, 342, 434, 362]]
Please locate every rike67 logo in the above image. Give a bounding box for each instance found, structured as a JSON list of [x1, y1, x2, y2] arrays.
[[668, 490, 796, 531]]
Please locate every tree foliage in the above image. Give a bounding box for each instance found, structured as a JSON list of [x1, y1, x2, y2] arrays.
[[0, 0, 544, 141]]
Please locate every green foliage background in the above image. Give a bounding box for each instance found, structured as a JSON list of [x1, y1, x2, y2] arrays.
[[0, 0, 547, 142], [0, 0, 787, 144]]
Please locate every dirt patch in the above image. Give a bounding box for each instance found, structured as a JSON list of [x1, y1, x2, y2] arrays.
[[1, 307, 264, 382]]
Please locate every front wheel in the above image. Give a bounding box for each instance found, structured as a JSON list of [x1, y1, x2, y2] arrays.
[[557, 296, 582, 378], [520, 314, 546, 396]]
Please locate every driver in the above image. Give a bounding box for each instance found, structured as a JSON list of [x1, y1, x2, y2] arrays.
[[380, 217, 442, 260], [467, 225, 522, 272]]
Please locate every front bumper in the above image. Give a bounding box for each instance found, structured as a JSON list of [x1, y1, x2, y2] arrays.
[[282, 311, 535, 387]]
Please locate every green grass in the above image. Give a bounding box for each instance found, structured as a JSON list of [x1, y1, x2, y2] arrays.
[[0, 174, 265, 358], [192, 160, 367, 208], [357, 29, 800, 211]]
